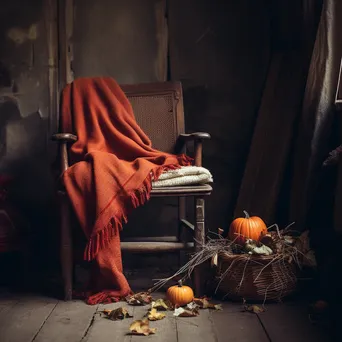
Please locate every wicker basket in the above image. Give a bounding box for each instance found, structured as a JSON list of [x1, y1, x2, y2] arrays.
[[215, 252, 298, 302]]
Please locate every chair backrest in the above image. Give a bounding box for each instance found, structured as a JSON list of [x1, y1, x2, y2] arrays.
[[120, 82, 185, 153]]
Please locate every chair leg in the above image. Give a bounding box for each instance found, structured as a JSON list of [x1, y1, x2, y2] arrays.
[[178, 196, 186, 266], [178, 197, 186, 239], [59, 192, 73, 301], [193, 197, 205, 296]]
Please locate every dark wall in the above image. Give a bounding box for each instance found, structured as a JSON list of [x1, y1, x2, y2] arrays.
[[168, 0, 270, 231], [73, 0, 168, 83]]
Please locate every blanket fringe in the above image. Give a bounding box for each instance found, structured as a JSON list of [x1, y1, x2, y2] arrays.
[[84, 155, 193, 261]]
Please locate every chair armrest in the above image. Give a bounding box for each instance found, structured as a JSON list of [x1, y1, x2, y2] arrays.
[[51, 133, 77, 174], [175, 132, 211, 166], [178, 132, 211, 141], [51, 133, 78, 143]]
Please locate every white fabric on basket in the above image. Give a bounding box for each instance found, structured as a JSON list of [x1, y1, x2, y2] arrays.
[[152, 166, 213, 187]]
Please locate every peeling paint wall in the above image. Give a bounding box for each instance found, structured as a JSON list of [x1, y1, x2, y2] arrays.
[[0, 0, 57, 277], [7, 23, 38, 45], [0, 1, 50, 166]]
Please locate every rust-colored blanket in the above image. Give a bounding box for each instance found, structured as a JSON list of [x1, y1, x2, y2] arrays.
[[60, 77, 192, 304]]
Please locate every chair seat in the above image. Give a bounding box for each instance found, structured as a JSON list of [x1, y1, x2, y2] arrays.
[[150, 184, 212, 197], [58, 184, 212, 198]]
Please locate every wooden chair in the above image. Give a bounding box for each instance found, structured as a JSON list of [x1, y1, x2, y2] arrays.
[[52, 81, 212, 300]]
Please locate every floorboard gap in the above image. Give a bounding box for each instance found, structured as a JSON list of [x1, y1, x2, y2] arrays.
[[257, 314, 272, 342], [31, 301, 59, 342], [129, 305, 136, 342], [81, 304, 99, 341], [208, 311, 218, 342]]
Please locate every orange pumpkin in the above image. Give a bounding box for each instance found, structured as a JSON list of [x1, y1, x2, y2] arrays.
[[228, 211, 267, 246], [166, 280, 194, 306]]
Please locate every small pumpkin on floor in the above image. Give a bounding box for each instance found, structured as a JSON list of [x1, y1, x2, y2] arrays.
[[228, 210, 267, 246], [166, 280, 194, 306]]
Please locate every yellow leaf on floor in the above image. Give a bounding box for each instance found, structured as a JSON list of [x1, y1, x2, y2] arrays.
[[151, 298, 171, 310], [129, 318, 156, 336], [148, 308, 166, 321]]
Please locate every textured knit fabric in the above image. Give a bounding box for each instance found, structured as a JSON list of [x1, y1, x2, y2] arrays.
[[60, 77, 192, 304], [152, 166, 213, 187]]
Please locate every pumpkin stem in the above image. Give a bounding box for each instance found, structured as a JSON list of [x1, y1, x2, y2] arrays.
[[243, 210, 250, 219], [177, 280, 183, 287]]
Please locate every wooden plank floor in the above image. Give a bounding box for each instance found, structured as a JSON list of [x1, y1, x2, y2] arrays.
[[0, 291, 331, 342]]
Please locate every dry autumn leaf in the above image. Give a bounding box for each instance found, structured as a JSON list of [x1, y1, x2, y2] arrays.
[[244, 304, 265, 314], [173, 307, 199, 317], [126, 292, 152, 306], [129, 318, 156, 336], [148, 308, 166, 321], [151, 298, 171, 311], [164, 299, 175, 309], [193, 297, 222, 310], [187, 302, 199, 310], [102, 307, 132, 320]]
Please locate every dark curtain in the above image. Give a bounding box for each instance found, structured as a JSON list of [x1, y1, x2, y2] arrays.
[[289, 3, 342, 328], [290, 0, 342, 236]]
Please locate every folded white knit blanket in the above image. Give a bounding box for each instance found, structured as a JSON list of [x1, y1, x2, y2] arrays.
[[152, 166, 213, 187]]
